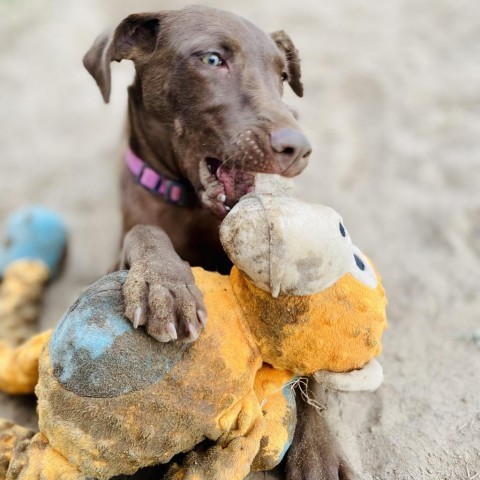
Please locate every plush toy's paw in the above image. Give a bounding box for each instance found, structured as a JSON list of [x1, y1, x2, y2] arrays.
[[0, 206, 67, 279], [123, 259, 206, 343], [6, 433, 84, 480], [0, 420, 35, 478]]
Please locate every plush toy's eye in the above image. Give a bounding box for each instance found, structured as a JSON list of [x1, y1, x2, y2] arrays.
[[281, 71, 289, 82], [354, 253, 365, 271], [339, 222, 346, 237], [350, 245, 377, 288], [201, 53, 224, 67]]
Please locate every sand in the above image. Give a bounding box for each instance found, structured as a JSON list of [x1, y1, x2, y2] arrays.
[[0, 0, 479, 478]]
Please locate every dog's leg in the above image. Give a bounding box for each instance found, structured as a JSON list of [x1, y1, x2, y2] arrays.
[[121, 225, 207, 343], [284, 385, 357, 480]]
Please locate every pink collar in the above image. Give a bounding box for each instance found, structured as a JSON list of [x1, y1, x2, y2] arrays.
[[125, 149, 192, 206]]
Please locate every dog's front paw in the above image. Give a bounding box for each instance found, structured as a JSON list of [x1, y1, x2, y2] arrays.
[[123, 261, 207, 343], [285, 449, 357, 480], [284, 388, 358, 480]]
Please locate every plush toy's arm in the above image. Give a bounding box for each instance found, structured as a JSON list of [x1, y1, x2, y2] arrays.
[[0, 330, 52, 395], [166, 392, 265, 480], [251, 366, 297, 471]]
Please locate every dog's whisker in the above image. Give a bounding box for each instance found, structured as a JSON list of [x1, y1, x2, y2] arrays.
[[220, 152, 237, 169]]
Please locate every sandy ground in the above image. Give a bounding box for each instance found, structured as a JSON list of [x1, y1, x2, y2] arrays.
[[1, 0, 479, 478]]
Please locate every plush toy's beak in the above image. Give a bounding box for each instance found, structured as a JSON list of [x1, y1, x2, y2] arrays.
[[313, 359, 384, 392]]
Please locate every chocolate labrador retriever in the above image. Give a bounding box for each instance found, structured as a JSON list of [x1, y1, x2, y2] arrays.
[[83, 5, 355, 480]]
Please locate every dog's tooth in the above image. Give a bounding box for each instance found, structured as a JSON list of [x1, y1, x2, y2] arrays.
[[217, 193, 226, 203], [225, 205, 231, 211]]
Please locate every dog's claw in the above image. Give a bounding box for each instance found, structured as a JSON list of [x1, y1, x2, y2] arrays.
[[187, 322, 200, 342], [197, 310, 207, 327], [133, 307, 143, 329], [166, 322, 178, 340], [157, 332, 174, 343]]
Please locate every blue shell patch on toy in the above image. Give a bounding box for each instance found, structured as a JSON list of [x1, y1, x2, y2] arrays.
[[277, 383, 297, 463], [50, 271, 189, 398], [0, 206, 67, 278]]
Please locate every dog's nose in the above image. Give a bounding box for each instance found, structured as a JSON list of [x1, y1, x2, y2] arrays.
[[270, 128, 312, 174]]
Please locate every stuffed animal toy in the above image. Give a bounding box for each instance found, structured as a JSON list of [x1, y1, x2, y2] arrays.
[[0, 181, 387, 480], [0, 206, 66, 393]]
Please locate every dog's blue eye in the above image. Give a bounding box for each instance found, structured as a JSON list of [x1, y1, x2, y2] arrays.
[[201, 53, 223, 67]]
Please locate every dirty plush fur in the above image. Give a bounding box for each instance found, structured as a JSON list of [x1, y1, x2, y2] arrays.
[[34, 268, 383, 479]]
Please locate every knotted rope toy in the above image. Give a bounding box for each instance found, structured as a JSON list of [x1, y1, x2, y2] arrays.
[[0, 179, 386, 480]]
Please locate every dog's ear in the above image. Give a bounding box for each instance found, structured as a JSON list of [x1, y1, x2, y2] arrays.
[[83, 13, 161, 103], [270, 30, 303, 97]]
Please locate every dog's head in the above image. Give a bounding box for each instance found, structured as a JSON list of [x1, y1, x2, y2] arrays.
[[83, 6, 311, 217]]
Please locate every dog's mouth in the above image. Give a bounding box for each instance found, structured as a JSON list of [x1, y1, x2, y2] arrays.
[[199, 158, 255, 218]]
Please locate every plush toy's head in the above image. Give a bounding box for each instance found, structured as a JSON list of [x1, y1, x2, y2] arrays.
[[221, 195, 375, 297], [220, 176, 387, 391]]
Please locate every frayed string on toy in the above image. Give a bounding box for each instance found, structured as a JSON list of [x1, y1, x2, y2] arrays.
[[259, 378, 301, 409], [290, 377, 326, 415]]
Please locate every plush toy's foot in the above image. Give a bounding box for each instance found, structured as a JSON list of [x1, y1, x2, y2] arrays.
[[0, 419, 35, 479], [5, 432, 84, 480], [0, 206, 67, 279]]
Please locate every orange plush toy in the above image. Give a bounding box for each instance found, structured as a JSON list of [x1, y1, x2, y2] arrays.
[[0, 178, 387, 480]]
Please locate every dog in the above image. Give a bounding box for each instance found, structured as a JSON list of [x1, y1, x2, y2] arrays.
[[83, 6, 355, 479]]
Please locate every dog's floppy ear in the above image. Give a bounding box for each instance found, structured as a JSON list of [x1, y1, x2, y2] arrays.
[[83, 13, 161, 103], [270, 30, 303, 97]]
